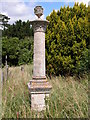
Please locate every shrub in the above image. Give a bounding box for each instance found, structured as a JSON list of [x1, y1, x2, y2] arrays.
[[45, 3, 89, 76]]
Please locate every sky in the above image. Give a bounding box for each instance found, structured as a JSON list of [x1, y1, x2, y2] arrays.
[[0, 0, 89, 24]]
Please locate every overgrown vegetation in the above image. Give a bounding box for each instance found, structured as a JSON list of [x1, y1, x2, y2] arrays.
[[2, 37, 33, 66], [2, 20, 33, 39], [2, 3, 89, 76], [45, 3, 89, 76], [2, 20, 34, 66], [1, 2, 89, 119], [2, 65, 88, 118]]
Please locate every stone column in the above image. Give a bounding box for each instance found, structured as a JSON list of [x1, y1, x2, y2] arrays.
[[32, 20, 48, 79], [28, 6, 52, 111]]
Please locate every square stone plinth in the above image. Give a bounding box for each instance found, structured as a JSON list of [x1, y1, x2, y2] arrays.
[[31, 93, 49, 111], [28, 79, 52, 111]]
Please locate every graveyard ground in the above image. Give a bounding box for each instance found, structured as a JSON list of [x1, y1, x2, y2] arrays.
[[2, 65, 88, 118]]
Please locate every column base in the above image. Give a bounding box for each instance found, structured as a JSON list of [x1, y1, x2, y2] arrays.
[[28, 79, 52, 111]]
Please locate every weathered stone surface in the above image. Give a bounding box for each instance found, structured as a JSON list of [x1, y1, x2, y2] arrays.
[[32, 76, 46, 80], [28, 80, 52, 93], [34, 32, 45, 77], [28, 79, 52, 111], [31, 93, 49, 111], [34, 6, 43, 18], [30, 19, 49, 33], [30, 20, 49, 78], [28, 6, 52, 111]]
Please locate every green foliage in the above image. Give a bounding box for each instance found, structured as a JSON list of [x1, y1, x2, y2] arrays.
[[2, 65, 88, 118], [46, 3, 89, 76], [2, 37, 33, 66], [18, 37, 33, 65], [77, 48, 89, 74], [2, 37, 20, 66], [3, 20, 33, 39], [2, 3, 89, 76], [45, 77, 88, 118], [0, 30, 2, 68], [2, 20, 34, 66]]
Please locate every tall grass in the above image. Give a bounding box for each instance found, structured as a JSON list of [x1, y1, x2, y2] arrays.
[[2, 65, 88, 118], [0, 68, 2, 120]]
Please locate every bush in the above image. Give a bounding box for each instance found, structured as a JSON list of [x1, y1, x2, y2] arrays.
[[18, 37, 33, 65], [2, 37, 34, 66], [45, 3, 89, 76], [77, 48, 89, 74]]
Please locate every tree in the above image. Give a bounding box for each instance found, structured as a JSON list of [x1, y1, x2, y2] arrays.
[[0, 13, 10, 30], [2, 20, 33, 39], [2, 37, 20, 66], [45, 2, 89, 76], [2, 37, 34, 66], [18, 37, 33, 65]]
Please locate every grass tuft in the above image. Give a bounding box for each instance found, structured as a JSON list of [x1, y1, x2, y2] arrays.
[[2, 65, 88, 118]]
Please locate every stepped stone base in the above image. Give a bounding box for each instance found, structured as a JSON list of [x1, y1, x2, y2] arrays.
[[28, 78, 52, 111]]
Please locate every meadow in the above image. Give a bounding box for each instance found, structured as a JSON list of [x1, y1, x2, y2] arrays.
[[1, 65, 88, 118]]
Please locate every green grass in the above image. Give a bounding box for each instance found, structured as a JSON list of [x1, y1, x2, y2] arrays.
[[0, 68, 2, 120], [2, 65, 88, 118]]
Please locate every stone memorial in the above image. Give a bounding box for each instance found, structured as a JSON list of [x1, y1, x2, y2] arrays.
[[28, 6, 52, 111]]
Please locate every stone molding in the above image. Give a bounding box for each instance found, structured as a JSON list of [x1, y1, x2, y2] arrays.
[[32, 76, 46, 80], [28, 80, 52, 93], [28, 7, 52, 111], [30, 20, 49, 33]]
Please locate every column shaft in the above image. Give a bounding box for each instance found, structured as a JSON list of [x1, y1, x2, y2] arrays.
[[33, 31, 45, 77]]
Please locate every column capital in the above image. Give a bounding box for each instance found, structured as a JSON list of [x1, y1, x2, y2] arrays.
[[30, 19, 49, 33]]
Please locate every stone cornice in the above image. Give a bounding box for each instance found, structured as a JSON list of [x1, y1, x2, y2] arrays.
[[30, 19, 49, 33]]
